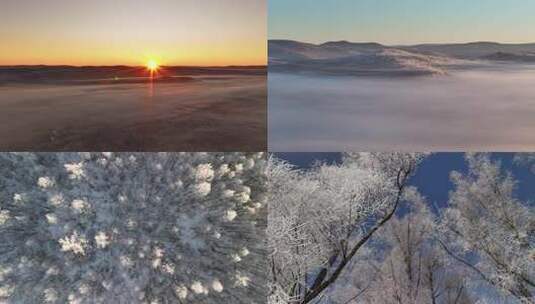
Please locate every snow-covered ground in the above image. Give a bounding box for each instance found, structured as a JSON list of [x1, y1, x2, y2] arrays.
[[0, 72, 266, 151]]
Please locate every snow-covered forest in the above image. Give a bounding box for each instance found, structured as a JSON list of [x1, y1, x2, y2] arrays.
[[268, 153, 534, 304], [0, 152, 533, 304], [0, 152, 267, 304]]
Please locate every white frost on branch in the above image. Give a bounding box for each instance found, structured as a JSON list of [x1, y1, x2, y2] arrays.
[[64, 162, 85, 180], [59, 231, 88, 256], [331, 188, 473, 304], [267, 153, 424, 304], [440, 153, 534, 303]]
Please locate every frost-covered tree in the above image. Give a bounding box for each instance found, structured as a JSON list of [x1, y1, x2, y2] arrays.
[[440, 154, 535, 303], [514, 153, 535, 174], [267, 153, 424, 304], [0, 152, 267, 304], [333, 189, 472, 304]]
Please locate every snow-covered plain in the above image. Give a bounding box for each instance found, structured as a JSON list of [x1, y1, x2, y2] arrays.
[[269, 65, 535, 151], [0, 67, 266, 151]]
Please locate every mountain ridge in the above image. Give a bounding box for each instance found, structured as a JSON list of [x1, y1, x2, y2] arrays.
[[269, 39, 535, 76], [270, 39, 535, 47]]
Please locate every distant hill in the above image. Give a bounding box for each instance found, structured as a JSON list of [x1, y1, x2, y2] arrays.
[[0, 65, 266, 85], [270, 40, 461, 76], [480, 52, 535, 62], [269, 40, 535, 76], [404, 42, 535, 59], [269, 40, 386, 61]]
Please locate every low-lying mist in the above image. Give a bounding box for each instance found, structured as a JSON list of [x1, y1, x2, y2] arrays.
[[269, 64, 535, 151]]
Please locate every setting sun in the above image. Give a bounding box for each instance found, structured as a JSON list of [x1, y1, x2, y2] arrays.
[[146, 59, 159, 72]]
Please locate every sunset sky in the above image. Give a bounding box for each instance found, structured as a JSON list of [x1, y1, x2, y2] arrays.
[[0, 0, 266, 66], [269, 0, 535, 45]]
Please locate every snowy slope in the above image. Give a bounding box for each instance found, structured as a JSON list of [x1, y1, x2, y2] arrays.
[[269, 40, 467, 76], [270, 40, 535, 76]]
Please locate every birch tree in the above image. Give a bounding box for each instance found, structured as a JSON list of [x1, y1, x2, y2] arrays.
[[440, 153, 534, 303], [333, 189, 472, 304], [267, 153, 424, 304], [514, 153, 535, 174]]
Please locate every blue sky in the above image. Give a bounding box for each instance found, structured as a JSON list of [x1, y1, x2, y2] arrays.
[[274, 153, 535, 211], [269, 0, 535, 44]]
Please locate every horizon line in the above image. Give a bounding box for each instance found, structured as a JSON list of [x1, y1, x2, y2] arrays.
[[268, 38, 535, 47], [0, 64, 267, 68]]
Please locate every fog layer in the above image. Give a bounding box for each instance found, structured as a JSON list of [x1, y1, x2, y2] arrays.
[[269, 65, 535, 151]]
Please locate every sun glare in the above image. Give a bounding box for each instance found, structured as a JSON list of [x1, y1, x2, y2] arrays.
[[146, 59, 159, 72]]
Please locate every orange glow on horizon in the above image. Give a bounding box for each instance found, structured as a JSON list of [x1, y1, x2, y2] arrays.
[[0, 1, 266, 67], [0, 43, 267, 66]]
